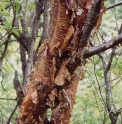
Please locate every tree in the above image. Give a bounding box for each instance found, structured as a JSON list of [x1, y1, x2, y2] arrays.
[[0, 0, 122, 124]]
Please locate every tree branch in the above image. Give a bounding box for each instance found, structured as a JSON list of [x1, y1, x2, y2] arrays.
[[78, 0, 102, 49], [31, 0, 43, 40], [7, 103, 18, 124], [0, 98, 16, 100], [37, 0, 49, 51], [0, 34, 11, 61], [20, 14, 28, 36], [20, 45, 26, 83], [103, 1, 122, 12], [106, 23, 122, 71], [18, 3, 28, 36], [13, 71, 24, 107], [84, 33, 122, 59], [106, 46, 116, 72], [15, 35, 32, 52], [23, 0, 43, 85], [100, 53, 119, 124]]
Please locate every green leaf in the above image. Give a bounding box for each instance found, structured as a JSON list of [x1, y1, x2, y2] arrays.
[[11, 28, 20, 36], [14, 2, 21, 12], [0, 8, 10, 16], [3, 22, 11, 29]]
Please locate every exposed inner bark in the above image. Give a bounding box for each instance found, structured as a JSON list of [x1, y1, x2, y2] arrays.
[[18, 0, 102, 124]]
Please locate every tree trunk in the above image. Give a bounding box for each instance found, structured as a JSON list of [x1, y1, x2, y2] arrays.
[[18, 0, 102, 123]]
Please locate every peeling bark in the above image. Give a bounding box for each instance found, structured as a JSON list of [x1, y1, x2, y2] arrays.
[[18, 0, 103, 124]]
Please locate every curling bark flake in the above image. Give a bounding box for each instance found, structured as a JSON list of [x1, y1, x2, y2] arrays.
[[18, 0, 103, 123]]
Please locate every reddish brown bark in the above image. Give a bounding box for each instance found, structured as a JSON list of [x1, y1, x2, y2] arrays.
[[18, 0, 103, 124]]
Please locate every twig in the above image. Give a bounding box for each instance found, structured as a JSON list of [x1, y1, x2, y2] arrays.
[[106, 23, 122, 72], [106, 46, 116, 72], [0, 71, 7, 91], [0, 34, 11, 91], [0, 34, 11, 62], [103, 1, 122, 12], [93, 56, 106, 106], [89, 40, 107, 107], [92, 84, 104, 122], [7, 104, 18, 124], [13, 71, 24, 107], [0, 98, 16, 100], [0, 0, 16, 40], [112, 77, 122, 88]]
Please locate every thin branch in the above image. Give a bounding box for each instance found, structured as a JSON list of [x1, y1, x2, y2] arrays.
[[0, 98, 16, 100], [92, 84, 104, 122], [100, 52, 119, 124], [112, 77, 122, 88], [106, 23, 122, 72], [89, 40, 107, 108], [103, 1, 122, 12], [5, 3, 12, 9], [119, 23, 122, 34], [17, 2, 30, 36], [106, 46, 116, 72], [0, 34, 11, 91], [7, 104, 18, 124], [18, 2, 28, 36], [31, 0, 43, 40], [0, 0, 16, 40], [100, 54, 111, 109], [0, 34, 11, 61], [90, 35, 119, 123], [13, 71, 24, 107], [106, 5, 121, 72], [37, 0, 49, 51], [93, 56, 106, 106], [0, 71, 7, 91], [84, 33, 122, 59]]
